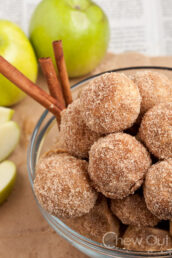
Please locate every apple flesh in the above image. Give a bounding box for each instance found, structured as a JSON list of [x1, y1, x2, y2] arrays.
[[0, 121, 20, 162], [29, 0, 110, 77], [0, 107, 14, 124], [0, 160, 16, 204], [0, 20, 38, 106]]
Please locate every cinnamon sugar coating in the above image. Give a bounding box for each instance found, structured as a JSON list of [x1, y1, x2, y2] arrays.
[[123, 226, 172, 251], [34, 151, 98, 218], [60, 99, 100, 158], [111, 193, 159, 227], [132, 71, 172, 114], [64, 195, 120, 243], [88, 133, 151, 199], [80, 72, 141, 134], [139, 102, 172, 159], [144, 159, 172, 220]]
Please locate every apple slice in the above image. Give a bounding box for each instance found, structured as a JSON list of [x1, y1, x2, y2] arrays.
[[0, 121, 20, 162], [0, 160, 16, 204], [0, 107, 14, 124]]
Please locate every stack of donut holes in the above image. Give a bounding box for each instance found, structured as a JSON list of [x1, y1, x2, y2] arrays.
[[34, 71, 172, 251]]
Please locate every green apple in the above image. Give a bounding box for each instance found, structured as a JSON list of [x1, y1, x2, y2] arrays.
[[0, 160, 16, 204], [29, 0, 110, 77], [0, 107, 14, 124], [0, 121, 20, 162], [0, 20, 38, 106]]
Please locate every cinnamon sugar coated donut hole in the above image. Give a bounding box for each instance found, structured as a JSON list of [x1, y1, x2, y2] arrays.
[[88, 133, 151, 199], [80, 72, 141, 134], [111, 193, 159, 227], [64, 195, 120, 243], [123, 226, 172, 251], [144, 159, 172, 220], [132, 71, 172, 114], [139, 102, 172, 159], [34, 151, 98, 218], [60, 99, 100, 158]]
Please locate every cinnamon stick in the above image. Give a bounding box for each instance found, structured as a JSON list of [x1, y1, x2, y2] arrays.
[[39, 57, 66, 109], [0, 56, 62, 119], [53, 40, 72, 106]]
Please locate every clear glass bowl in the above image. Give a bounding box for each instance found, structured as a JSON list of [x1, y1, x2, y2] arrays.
[[27, 66, 172, 258]]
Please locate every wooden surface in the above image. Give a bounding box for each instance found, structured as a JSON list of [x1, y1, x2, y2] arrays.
[[0, 52, 172, 258]]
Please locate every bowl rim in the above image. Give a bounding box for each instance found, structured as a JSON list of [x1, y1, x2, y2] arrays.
[[27, 66, 172, 257]]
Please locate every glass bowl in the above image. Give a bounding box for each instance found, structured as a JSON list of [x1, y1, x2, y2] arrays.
[[27, 66, 172, 258]]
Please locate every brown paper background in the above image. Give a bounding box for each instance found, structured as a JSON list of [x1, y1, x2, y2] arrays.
[[0, 52, 172, 258]]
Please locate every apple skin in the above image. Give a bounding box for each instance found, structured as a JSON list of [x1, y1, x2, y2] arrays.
[[0, 20, 38, 106], [29, 0, 110, 77]]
